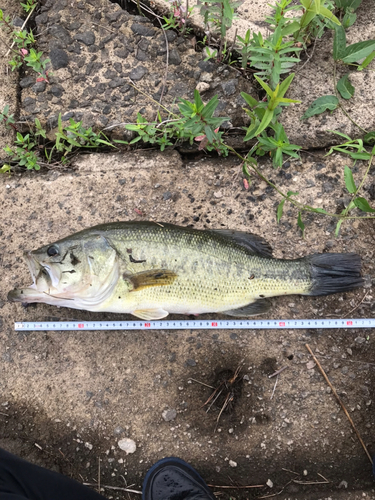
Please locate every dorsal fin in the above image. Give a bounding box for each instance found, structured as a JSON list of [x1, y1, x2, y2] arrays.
[[210, 229, 272, 258]]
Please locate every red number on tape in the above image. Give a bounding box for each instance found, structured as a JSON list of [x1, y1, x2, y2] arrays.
[[346, 321, 353, 326], [78, 323, 84, 328], [279, 322, 285, 327], [211, 322, 218, 327], [145, 323, 151, 327]]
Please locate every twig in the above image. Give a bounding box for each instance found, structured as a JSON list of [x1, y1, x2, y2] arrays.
[[305, 343, 373, 465], [295, 36, 318, 74], [91, 22, 117, 34], [229, 28, 238, 58], [0, 411, 9, 416], [5, 4, 36, 57], [189, 378, 215, 389], [83, 483, 142, 494], [98, 457, 101, 494], [207, 483, 264, 489], [342, 292, 369, 318], [270, 375, 278, 400], [268, 366, 288, 379], [257, 480, 292, 499]]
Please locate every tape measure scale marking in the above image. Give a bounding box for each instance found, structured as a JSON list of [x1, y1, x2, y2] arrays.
[[14, 318, 375, 331]]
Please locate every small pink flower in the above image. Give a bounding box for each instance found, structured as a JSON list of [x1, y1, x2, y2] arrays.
[[20, 48, 28, 56], [243, 178, 249, 190]]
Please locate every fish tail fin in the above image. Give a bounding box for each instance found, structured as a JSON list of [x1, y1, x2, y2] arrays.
[[306, 253, 363, 296]]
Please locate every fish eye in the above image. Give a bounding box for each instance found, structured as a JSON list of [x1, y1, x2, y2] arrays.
[[47, 245, 59, 257]]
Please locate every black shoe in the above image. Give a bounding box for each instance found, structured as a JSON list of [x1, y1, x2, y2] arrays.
[[142, 457, 216, 500]]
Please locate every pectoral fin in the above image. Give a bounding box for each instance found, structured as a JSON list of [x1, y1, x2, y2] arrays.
[[223, 299, 271, 317], [127, 269, 178, 291], [132, 308, 169, 320]]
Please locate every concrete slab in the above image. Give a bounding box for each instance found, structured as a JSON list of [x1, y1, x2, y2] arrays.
[[0, 0, 22, 160], [1, 149, 375, 499], [281, 0, 375, 148]]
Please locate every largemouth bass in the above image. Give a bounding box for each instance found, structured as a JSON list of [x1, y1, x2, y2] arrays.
[[8, 222, 363, 319]]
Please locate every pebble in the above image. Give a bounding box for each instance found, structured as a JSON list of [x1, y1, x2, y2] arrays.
[[196, 82, 210, 93], [229, 460, 237, 467], [266, 479, 273, 488], [355, 337, 366, 344], [50, 48, 69, 69], [118, 438, 136, 454], [162, 409, 177, 422]]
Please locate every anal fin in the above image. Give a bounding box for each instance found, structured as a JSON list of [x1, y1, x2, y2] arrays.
[[223, 299, 271, 317], [132, 308, 169, 320]]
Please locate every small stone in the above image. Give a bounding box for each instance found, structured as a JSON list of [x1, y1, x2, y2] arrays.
[[266, 479, 273, 488], [214, 191, 223, 198], [221, 79, 237, 96], [229, 460, 237, 468], [50, 48, 69, 69], [162, 409, 177, 422], [130, 66, 147, 81], [49, 25, 72, 45], [118, 179, 126, 186], [131, 23, 155, 36], [118, 438, 136, 454], [355, 337, 366, 344], [20, 76, 35, 88], [136, 49, 149, 61], [186, 359, 196, 367], [169, 49, 181, 65], [85, 442, 93, 450], [163, 191, 172, 201], [32, 81, 46, 93], [339, 480, 348, 489], [50, 85, 64, 97], [306, 360, 315, 370], [75, 31, 95, 46], [196, 82, 210, 93], [109, 77, 126, 88]]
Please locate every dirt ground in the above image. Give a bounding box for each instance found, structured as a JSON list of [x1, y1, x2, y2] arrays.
[[1, 150, 375, 500], [1, 0, 375, 499]]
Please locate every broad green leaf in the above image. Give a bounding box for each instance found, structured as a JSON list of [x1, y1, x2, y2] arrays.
[[254, 107, 274, 136], [364, 131, 375, 145], [335, 219, 343, 237], [278, 73, 295, 99], [201, 95, 219, 118], [297, 212, 305, 237], [344, 165, 356, 193], [301, 95, 338, 119], [358, 50, 375, 70], [276, 199, 285, 223], [240, 92, 258, 108], [336, 74, 355, 99], [254, 75, 273, 97], [342, 11, 356, 28], [204, 125, 214, 143], [342, 40, 375, 63], [354, 197, 375, 212], [350, 152, 371, 160], [194, 90, 204, 110], [333, 25, 346, 61], [329, 129, 352, 140], [318, 6, 340, 25], [281, 21, 300, 37]]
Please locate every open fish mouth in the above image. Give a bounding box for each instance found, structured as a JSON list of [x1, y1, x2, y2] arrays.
[[7, 252, 54, 303]]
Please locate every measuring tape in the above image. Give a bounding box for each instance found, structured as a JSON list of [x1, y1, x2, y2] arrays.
[[14, 318, 375, 331]]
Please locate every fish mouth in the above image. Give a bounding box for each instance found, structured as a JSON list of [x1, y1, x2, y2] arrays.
[[8, 251, 54, 303]]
